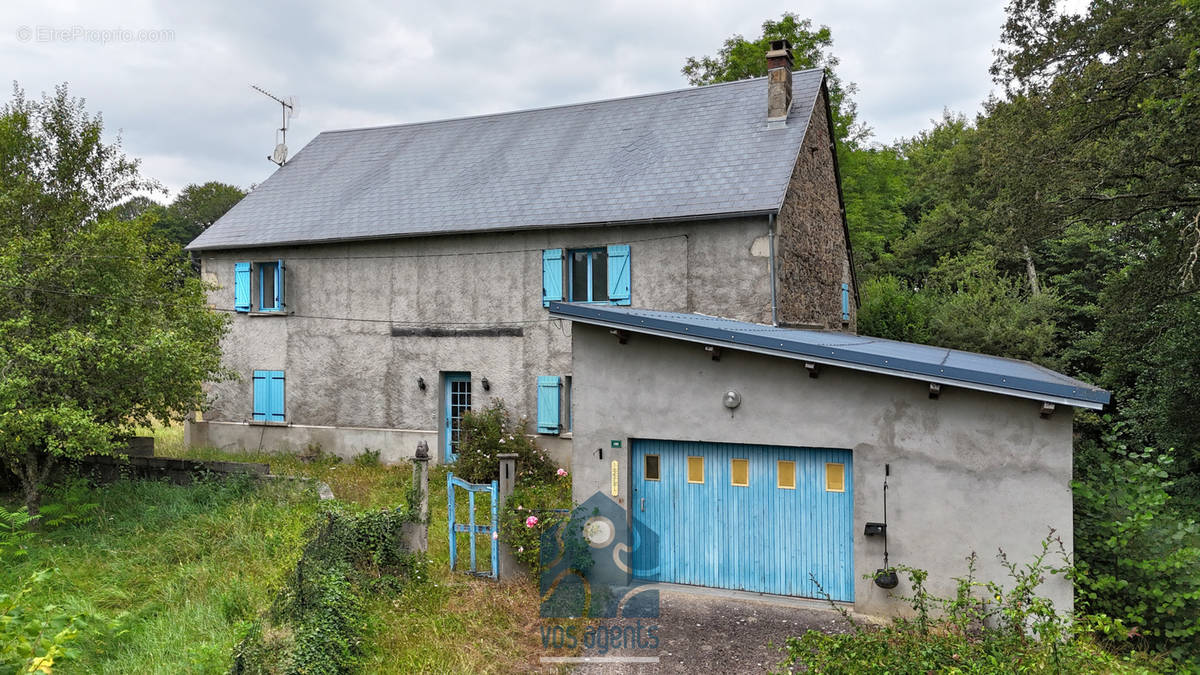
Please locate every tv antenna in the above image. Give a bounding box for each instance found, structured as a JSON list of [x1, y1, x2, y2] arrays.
[[251, 84, 298, 166]]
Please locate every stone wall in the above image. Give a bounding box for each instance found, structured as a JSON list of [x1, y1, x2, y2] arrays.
[[775, 86, 856, 331]]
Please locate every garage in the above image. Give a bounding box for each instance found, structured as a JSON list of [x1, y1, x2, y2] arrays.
[[552, 302, 1107, 617], [631, 439, 854, 601]]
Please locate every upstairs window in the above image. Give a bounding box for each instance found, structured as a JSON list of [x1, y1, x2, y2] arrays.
[[542, 245, 630, 307], [570, 249, 609, 303], [234, 260, 286, 313]]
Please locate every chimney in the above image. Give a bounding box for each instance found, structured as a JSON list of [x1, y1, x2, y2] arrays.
[[766, 39, 794, 125]]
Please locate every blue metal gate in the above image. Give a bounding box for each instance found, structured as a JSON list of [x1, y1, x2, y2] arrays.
[[631, 439, 854, 601], [447, 472, 498, 579]]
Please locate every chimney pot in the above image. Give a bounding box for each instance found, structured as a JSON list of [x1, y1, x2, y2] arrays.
[[766, 39, 794, 124]]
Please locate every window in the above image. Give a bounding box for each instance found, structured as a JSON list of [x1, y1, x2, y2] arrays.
[[644, 454, 660, 481], [570, 249, 609, 303], [234, 260, 286, 313], [687, 456, 704, 484], [731, 458, 749, 487], [777, 460, 796, 489], [536, 376, 562, 434], [541, 245, 630, 307], [252, 370, 285, 422], [825, 462, 845, 492]]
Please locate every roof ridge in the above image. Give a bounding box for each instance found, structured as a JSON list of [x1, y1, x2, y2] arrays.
[[318, 68, 826, 136]]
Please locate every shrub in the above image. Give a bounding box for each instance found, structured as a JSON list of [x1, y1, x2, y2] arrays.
[[352, 448, 381, 467], [0, 569, 88, 673], [1072, 430, 1200, 662], [232, 502, 425, 674], [777, 540, 1163, 674], [453, 400, 556, 485], [0, 505, 37, 558], [499, 473, 580, 573]]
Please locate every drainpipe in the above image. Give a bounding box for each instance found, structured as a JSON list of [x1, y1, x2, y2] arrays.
[[768, 213, 779, 326]]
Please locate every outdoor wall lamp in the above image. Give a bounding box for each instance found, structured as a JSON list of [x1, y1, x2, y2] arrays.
[[723, 390, 742, 409], [481, 377, 490, 391], [417, 377, 426, 391]]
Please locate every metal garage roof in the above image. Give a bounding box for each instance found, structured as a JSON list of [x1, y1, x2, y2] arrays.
[[548, 302, 1109, 409], [187, 70, 826, 251]]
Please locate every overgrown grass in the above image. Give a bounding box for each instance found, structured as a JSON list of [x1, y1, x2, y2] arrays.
[[158, 426, 564, 673], [0, 474, 318, 673]]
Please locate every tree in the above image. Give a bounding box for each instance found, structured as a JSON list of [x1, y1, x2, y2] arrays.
[[0, 84, 230, 516], [153, 181, 246, 248], [992, 0, 1200, 286]]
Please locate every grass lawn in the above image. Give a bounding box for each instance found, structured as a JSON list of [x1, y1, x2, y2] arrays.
[[154, 426, 561, 673], [1, 471, 318, 674]]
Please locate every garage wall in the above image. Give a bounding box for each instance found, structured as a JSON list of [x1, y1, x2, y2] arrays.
[[569, 324, 1074, 618]]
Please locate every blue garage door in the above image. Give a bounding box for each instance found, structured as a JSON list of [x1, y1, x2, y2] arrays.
[[631, 439, 854, 602]]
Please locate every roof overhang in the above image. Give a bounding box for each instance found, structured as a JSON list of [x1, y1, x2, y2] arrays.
[[549, 302, 1109, 410]]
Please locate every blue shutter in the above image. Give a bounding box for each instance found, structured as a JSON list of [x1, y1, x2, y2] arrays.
[[252, 370, 268, 421], [542, 249, 564, 307], [607, 244, 631, 306], [275, 259, 285, 311], [536, 376, 561, 434], [268, 371, 285, 422], [841, 283, 850, 322], [234, 262, 251, 312]]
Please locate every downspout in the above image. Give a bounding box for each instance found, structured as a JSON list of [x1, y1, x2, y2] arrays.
[[768, 213, 779, 326]]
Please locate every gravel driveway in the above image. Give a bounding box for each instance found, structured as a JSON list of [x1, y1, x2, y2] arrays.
[[565, 586, 856, 674]]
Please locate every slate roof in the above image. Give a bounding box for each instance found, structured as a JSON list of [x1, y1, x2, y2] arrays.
[[548, 302, 1110, 409], [188, 70, 826, 251]]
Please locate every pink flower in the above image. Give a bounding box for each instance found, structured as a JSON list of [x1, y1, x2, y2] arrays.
[[525, 515, 539, 528], [492, 531, 499, 540], [556, 468, 568, 477], [517, 546, 524, 553]]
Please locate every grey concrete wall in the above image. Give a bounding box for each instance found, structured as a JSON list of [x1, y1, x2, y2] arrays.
[[192, 217, 775, 462], [569, 324, 1074, 619]]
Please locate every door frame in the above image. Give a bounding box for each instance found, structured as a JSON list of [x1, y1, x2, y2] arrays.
[[441, 372, 472, 463]]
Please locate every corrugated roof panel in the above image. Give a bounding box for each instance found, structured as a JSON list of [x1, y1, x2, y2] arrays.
[[188, 71, 825, 250], [548, 303, 1110, 409]]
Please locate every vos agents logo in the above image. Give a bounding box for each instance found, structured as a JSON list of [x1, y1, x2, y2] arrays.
[[539, 491, 659, 619]]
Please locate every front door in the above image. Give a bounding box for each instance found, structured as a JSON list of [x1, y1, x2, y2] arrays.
[[443, 373, 472, 462]]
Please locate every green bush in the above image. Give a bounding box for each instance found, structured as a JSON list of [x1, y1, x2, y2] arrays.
[[499, 475, 578, 572], [1073, 428, 1200, 662], [0, 505, 36, 558], [232, 503, 425, 674], [777, 541, 1163, 674], [0, 569, 88, 674], [452, 400, 557, 485]]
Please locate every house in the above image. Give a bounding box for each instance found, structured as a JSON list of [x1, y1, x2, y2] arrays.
[[549, 302, 1109, 615], [185, 40, 856, 465]]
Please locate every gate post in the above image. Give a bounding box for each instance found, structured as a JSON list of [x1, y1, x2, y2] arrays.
[[402, 441, 431, 552], [497, 453, 522, 580]]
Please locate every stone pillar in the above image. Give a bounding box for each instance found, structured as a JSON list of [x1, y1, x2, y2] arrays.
[[403, 440, 431, 553], [496, 453, 522, 580]]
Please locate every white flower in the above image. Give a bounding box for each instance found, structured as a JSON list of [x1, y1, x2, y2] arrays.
[[498, 438, 505, 444]]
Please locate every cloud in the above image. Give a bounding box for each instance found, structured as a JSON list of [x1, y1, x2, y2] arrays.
[[1, 0, 1011, 197]]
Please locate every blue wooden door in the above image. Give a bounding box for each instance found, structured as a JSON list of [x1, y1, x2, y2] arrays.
[[631, 439, 854, 601], [443, 373, 472, 463]]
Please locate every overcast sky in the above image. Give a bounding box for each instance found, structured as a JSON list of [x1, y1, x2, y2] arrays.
[[2, 1, 1017, 199]]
